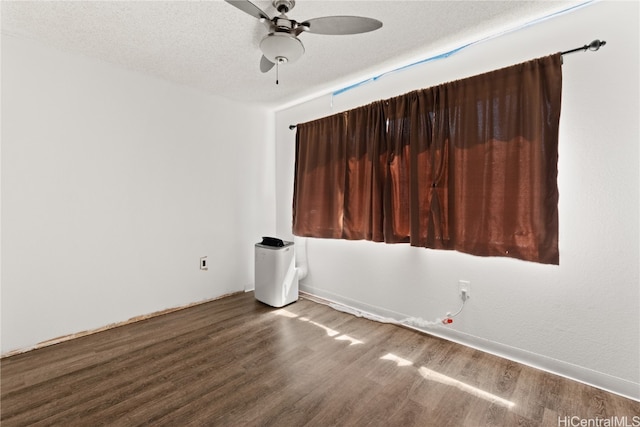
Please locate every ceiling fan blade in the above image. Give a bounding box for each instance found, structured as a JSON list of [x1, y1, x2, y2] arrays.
[[224, 0, 271, 21], [302, 16, 382, 35], [260, 55, 275, 73]]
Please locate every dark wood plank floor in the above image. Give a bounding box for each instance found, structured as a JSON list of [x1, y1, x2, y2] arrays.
[[1, 291, 638, 426]]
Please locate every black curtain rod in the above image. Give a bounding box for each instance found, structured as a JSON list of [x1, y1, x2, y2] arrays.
[[289, 39, 606, 130]]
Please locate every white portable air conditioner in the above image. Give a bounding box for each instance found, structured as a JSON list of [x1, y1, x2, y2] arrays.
[[254, 238, 298, 307]]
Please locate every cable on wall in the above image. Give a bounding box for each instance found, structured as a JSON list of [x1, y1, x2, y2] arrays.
[[327, 0, 597, 98]]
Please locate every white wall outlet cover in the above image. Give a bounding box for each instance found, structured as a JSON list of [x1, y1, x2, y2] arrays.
[[458, 280, 470, 297]]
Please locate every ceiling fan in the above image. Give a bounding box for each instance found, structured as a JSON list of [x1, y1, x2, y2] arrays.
[[224, 0, 382, 80]]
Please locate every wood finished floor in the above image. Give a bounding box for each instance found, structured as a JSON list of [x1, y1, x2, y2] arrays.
[[1, 292, 638, 426]]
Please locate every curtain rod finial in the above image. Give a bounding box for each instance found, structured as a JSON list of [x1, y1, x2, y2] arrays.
[[289, 125, 297, 130], [589, 40, 606, 51]]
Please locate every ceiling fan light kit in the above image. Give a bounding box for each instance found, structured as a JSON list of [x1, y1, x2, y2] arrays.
[[225, 0, 382, 82], [260, 32, 305, 64]]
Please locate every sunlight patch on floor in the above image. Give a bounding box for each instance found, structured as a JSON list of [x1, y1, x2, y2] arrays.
[[378, 352, 515, 409], [418, 367, 516, 408], [380, 352, 414, 367], [335, 334, 364, 346], [273, 309, 365, 345], [273, 309, 299, 318], [299, 317, 340, 337]]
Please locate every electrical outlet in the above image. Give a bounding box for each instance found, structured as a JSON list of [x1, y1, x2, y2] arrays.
[[200, 256, 208, 271], [458, 280, 470, 300]]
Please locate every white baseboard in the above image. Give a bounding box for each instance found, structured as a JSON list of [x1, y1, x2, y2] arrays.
[[299, 285, 640, 402]]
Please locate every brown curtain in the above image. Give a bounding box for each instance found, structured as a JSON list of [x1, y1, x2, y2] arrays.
[[342, 101, 386, 241], [292, 112, 347, 238], [292, 54, 562, 264]]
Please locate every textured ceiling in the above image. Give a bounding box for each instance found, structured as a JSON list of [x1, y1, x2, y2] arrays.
[[2, 1, 585, 109]]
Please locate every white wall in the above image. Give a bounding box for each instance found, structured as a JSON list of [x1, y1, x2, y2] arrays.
[[275, 1, 639, 400], [1, 34, 276, 354]]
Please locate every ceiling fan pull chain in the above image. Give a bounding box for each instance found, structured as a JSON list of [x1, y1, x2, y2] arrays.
[[276, 61, 279, 85]]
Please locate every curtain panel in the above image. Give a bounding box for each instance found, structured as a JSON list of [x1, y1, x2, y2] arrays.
[[292, 54, 562, 264]]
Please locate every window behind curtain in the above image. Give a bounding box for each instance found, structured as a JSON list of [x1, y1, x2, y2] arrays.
[[293, 54, 562, 264]]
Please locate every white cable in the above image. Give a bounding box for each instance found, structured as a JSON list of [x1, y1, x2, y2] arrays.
[[447, 299, 466, 318], [329, 303, 399, 325], [322, 296, 467, 329]]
